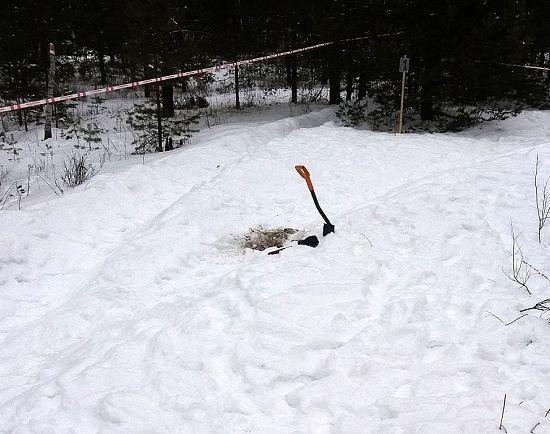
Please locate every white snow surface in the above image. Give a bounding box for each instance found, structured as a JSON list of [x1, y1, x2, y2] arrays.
[[3, 107, 550, 433]]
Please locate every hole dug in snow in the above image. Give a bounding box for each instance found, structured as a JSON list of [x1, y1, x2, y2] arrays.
[[237, 226, 299, 252]]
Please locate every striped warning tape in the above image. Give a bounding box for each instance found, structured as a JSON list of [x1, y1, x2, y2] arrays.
[[0, 41, 337, 114], [498, 62, 550, 72], [0, 32, 407, 115], [474, 59, 550, 72]]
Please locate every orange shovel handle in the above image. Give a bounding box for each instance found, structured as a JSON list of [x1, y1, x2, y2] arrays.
[[295, 165, 314, 191]]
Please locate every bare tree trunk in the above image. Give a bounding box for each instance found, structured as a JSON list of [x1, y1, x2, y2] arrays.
[[358, 72, 367, 99], [44, 43, 55, 140], [329, 69, 341, 105], [143, 59, 151, 98], [235, 64, 241, 109], [285, 57, 292, 85], [291, 56, 298, 103], [345, 71, 353, 101], [17, 100, 23, 127], [155, 86, 163, 151], [98, 46, 107, 85], [161, 83, 174, 117]]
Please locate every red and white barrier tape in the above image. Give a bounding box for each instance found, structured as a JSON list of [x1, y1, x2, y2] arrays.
[[498, 62, 550, 72], [475, 59, 550, 72], [0, 41, 335, 114]]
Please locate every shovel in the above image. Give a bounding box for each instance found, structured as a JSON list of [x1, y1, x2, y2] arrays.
[[267, 235, 319, 255], [295, 165, 335, 236]]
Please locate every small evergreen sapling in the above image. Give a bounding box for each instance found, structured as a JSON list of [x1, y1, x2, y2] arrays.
[[62, 115, 104, 150], [336, 99, 369, 127], [62, 113, 84, 145], [126, 102, 200, 154], [82, 122, 104, 150]]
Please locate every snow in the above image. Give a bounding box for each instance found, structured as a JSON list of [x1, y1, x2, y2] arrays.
[[2, 106, 550, 433]]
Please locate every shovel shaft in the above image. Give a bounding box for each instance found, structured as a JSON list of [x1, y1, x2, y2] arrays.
[[295, 164, 335, 236], [310, 190, 333, 227]]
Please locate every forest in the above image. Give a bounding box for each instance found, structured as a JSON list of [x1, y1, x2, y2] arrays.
[[1, 0, 549, 131]]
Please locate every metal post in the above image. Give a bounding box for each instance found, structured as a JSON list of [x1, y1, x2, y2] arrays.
[[44, 43, 55, 140]]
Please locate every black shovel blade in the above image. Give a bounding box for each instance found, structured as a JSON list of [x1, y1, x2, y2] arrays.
[[323, 223, 335, 236], [297, 235, 319, 248]]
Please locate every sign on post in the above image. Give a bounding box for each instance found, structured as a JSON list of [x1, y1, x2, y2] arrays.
[[399, 55, 410, 73]]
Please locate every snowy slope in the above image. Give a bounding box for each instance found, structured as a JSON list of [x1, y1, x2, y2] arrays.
[[2, 108, 550, 433]]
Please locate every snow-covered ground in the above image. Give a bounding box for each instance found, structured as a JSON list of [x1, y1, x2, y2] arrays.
[[0, 99, 319, 209], [2, 106, 550, 433]]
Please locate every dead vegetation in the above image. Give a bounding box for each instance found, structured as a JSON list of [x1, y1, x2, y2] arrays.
[[61, 152, 103, 188], [504, 223, 532, 295], [535, 155, 550, 243]]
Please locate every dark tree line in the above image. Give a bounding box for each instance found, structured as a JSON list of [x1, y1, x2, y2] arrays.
[[1, 0, 549, 124]]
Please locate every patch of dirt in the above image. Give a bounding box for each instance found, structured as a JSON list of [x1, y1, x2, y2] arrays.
[[237, 226, 298, 251]]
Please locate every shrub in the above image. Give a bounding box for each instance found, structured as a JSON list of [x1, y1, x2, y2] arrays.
[[61, 152, 100, 187], [337, 98, 369, 127]]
